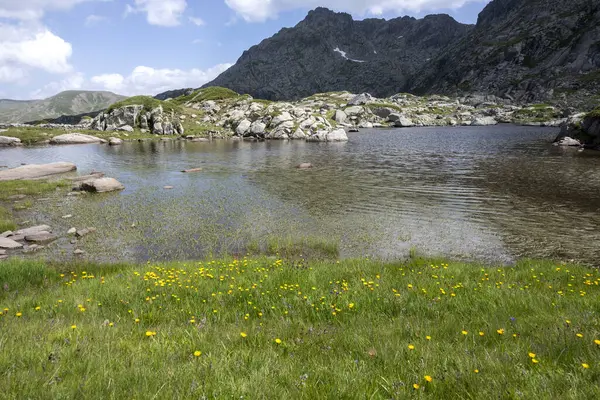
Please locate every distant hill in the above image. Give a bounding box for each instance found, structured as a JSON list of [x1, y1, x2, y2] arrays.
[[0, 90, 126, 124]]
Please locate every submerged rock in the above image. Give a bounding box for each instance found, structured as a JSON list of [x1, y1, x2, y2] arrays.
[[25, 232, 57, 244], [554, 137, 582, 147], [15, 225, 52, 236]]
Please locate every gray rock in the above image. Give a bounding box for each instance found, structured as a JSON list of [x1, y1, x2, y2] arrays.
[[554, 137, 582, 147], [118, 125, 134, 132], [1, 231, 12, 238], [15, 225, 52, 236], [50, 133, 103, 145], [0, 249, 6, 255], [236, 119, 252, 136], [249, 121, 266, 136], [163, 122, 174, 135], [334, 110, 348, 123], [175, 122, 185, 135], [326, 129, 349, 142], [297, 163, 313, 169], [0, 162, 77, 181], [76, 227, 97, 237], [348, 93, 374, 105], [270, 112, 293, 127], [109, 138, 123, 146], [344, 106, 364, 116], [152, 122, 164, 135], [79, 178, 125, 193], [388, 113, 401, 122], [394, 116, 415, 127], [471, 116, 498, 126], [67, 228, 77, 235], [74, 249, 85, 255], [25, 232, 57, 244], [372, 107, 393, 119], [140, 115, 149, 130], [0, 237, 23, 249], [0, 136, 22, 146], [291, 128, 307, 139]]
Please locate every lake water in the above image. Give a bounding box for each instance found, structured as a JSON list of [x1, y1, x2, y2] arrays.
[[2, 125, 599, 265]]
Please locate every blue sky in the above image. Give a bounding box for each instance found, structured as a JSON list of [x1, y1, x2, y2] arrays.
[[0, 0, 490, 100]]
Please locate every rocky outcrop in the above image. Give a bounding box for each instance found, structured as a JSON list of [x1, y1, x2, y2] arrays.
[[0, 162, 76, 181], [555, 108, 600, 149], [50, 133, 104, 145], [91, 105, 184, 135]]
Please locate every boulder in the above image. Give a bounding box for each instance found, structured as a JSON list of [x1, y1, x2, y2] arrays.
[[388, 113, 401, 122], [79, 178, 125, 193], [249, 121, 266, 136], [76, 227, 97, 237], [291, 128, 306, 140], [394, 116, 415, 127], [236, 119, 252, 136], [348, 93, 374, 106], [0, 162, 76, 181], [472, 116, 498, 126], [326, 129, 349, 142], [118, 125, 134, 132], [50, 133, 104, 145], [152, 122, 163, 135], [344, 106, 364, 116], [0, 136, 22, 146], [334, 110, 348, 123], [554, 137, 582, 147], [270, 112, 293, 127], [163, 122, 174, 135], [0, 237, 23, 249], [109, 138, 123, 146], [372, 107, 393, 119]]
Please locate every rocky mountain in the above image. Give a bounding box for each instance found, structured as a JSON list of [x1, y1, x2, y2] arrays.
[[201, 1, 600, 107], [203, 7, 472, 100], [0, 91, 126, 124], [412, 0, 600, 107]]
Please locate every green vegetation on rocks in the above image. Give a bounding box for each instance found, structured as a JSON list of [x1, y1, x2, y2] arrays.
[[106, 96, 181, 114], [0, 256, 599, 398], [175, 87, 239, 105]]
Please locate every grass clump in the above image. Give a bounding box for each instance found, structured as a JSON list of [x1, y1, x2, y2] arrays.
[[366, 103, 402, 113], [175, 87, 239, 105], [0, 257, 599, 398], [586, 107, 600, 119]]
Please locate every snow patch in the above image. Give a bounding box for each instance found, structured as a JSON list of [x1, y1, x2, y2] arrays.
[[333, 47, 365, 63]]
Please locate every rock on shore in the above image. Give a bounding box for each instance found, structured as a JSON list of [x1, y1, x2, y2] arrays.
[[0, 136, 22, 146], [50, 133, 105, 145], [0, 162, 76, 181]]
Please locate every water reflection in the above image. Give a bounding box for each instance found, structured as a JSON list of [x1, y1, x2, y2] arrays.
[[1, 125, 599, 265]]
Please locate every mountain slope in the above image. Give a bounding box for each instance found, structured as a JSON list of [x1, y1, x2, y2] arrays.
[[201, 1, 600, 107], [411, 0, 600, 106], [203, 8, 472, 100], [0, 91, 126, 124]]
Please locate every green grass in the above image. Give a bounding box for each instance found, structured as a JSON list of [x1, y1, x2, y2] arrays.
[[365, 103, 403, 113], [0, 180, 69, 233], [0, 256, 599, 398], [175, 87, 239, 105], [1, 126, 164, 145], [586, 107, 600, 119], [106, 96, 181, 114]]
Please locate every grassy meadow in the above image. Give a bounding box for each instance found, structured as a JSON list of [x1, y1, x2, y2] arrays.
[[0, 256, 599, 398]]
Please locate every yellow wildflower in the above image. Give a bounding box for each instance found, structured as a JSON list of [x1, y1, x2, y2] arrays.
[[240, 332, 248, 338], [413, 384, 420, 390], [528, 352, 536, 358], [582, 363, 590, 369], [576, 333, 583, 338], [497, 329, 505, 335], [462, 330, 468, 335], [275, 338, 282, 344], [424, 375, 433, 383], [194, 351, 202, 357]]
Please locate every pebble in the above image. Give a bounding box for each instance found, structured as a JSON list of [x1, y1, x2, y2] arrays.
[[164, 186, 174, 190], [74, 249, 85, 255], [62, 215, 73, 219], [67, 228, 77, 235]]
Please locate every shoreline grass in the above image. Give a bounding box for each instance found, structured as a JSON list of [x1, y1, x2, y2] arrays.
[[0, 256, 598, 398]]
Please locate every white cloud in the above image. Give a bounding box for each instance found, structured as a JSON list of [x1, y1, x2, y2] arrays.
[[90, 64, 233, 96], [189, 16, 205, 26], [30, 72, 84, 98], [126, 0, 187, 27], [85, 14, 107, 26], [224, 0, 488, 22], [0, 0, 105, 20], [0, 23, 73, 83]]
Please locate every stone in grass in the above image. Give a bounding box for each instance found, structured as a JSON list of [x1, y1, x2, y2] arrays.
[[67, 228, 77, 235], [296, 163, 313, 169], [164, 186, 174, 190], [74, 249, 85, 255], [14, 225, 52, 236], [0, 249, 6, 255], [76, 227, 97, 237], [182, 168, 203, 173]]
